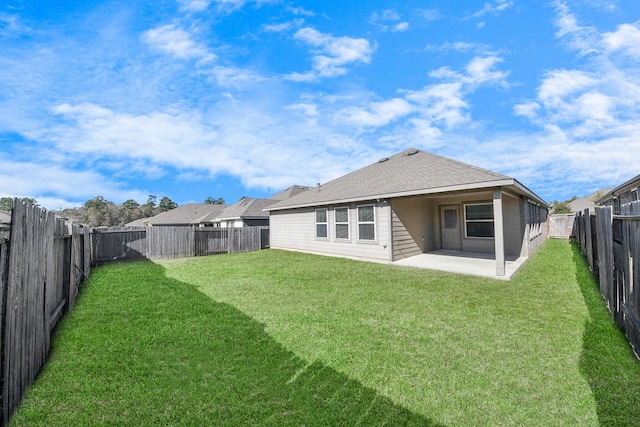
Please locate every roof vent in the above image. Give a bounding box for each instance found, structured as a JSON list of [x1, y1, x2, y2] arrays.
[[378, 157, 389, 163], [406, 148, 419, 156]]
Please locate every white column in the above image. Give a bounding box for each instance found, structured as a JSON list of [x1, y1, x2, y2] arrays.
[[493, 189, 505, 276]]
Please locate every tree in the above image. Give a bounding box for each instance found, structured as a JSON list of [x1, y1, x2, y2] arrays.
[[81, 196, 117, 227], [0, 197, 12, 211], [158, 196, 178, 212], [551, 201, 572, 214], [0, 197, 39, 212], [204, 197, 225, 205], [141, 195, 157, 217], [121, 199, 141, 224], [551, 196, 578, 214]]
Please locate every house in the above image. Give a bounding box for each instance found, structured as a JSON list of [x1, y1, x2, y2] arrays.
[[595, 173, 640, 214], [269, 185, 314, 201], [126, 203, 228, 227], [0, 210, 10, 228], [211, 198, 277, 228], [568, 191, 610, 214], [265, 148, 549, 278], [208, 186, 312, 228]]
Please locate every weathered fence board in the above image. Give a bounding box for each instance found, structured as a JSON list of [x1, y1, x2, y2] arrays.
[[147, 226, 194, 259], [92, 226, 270, 262], [92, 227, 147, 264], [195, 229, 229, 255], [1, 206, 268, 426], [576, 203, 640, 358], [0, 201, 91, 426]]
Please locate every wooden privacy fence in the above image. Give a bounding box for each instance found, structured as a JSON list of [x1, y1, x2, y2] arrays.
[[92, 226, 270, 263], [574, 203, 640, 358], [1, 200, 270, 426], [0, 200, 91, 426], [548, 213, 575, 239]]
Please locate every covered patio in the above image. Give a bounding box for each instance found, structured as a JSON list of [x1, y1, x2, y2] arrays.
[[393, 250, 528, 280]]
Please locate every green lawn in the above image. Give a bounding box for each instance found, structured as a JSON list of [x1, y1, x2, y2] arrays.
[[10, 239, 640, 426]]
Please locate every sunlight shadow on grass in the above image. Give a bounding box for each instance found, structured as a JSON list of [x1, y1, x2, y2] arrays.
[[11, 260, 441, 426], [572, 241, 640, 426]]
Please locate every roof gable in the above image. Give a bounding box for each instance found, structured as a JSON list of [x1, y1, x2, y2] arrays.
[[269, 185, 313, 201], [148, 203, 228, 225], [267, 148, 519, 210], [216, 198, 278, 220]]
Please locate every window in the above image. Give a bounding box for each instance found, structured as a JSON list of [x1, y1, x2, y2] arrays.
[[465, 203, 494, 238], [315, 208, 328, 238], [357, 205, 375, 241], [335, 207, 349, 239]]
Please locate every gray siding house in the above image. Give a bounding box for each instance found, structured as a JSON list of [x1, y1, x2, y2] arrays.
[[596, 173, 640, 214], [265, 148, 549, 277]]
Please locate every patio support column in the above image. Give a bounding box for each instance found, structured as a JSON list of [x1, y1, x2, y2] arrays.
[[493, 189, 506, 276]]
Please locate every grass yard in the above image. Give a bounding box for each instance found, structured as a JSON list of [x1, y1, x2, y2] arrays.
[[10, 239, 640, 426]]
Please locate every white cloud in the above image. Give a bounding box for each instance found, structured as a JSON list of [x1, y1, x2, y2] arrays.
[[553, 1, 600, 56], [286, 6, 316, 17], [603, 23, 640, 59], [416, 9, 440, 22], [336, 98, 413, 127], [465, 55, 509, 85], [0, 155, 148, 209], [507, 2, 640, 198], [370, 9, 409, 32], [263, 19, 304, 33], [45, 101, 378, 196], [142, 24, 215, 61], [405, 82, 469, 128], [516, 4, 640, 136], [470, 0, 513, 18], [392, 22, 409, 32], [286, 27, 374, 81], [177, 0, 213, 12]]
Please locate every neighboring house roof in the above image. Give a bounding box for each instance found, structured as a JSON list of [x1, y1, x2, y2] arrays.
[[145, 203, 228, 226], [215, 198, 278, 221], [568, 190, 610, 214], [595, 173, 640, 204], [267, 148, 547, 211], [125, 217, 150, 227], [0, 210, 11, 226], [190, 205, 229, 225], [269, 185, 313, 201]]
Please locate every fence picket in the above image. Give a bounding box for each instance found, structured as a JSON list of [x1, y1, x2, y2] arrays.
[[575, 204, 640, 358], [0, 200, 269, 426]]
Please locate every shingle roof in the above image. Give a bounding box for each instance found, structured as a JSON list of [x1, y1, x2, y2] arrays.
[[147, 203, 228, 225], [269, 185, 313, 201], [267, 148, 546, 210], [595, 172, 640, 204], [216, 198, 277, 220], [0, 210, 11, 225]]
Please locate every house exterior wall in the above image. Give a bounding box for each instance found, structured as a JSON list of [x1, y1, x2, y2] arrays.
[[391, 198, 437, 261], [271, 191, 547, 264], [503, 193, 526, 257], [389, 191, 534, 259], [269, 201, 392, 262], [600, 189, 640, 214], [523, 200, 548, 256]]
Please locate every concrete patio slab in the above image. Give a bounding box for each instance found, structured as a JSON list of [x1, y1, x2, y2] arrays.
[[393, 250, 527, 280]]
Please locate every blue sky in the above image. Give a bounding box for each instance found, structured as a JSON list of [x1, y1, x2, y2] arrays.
[[1, 0, 639, 209]]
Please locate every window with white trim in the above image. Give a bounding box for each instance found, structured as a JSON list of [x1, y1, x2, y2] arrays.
[[315, 208, 328, 238], [357, 205, 375, 241], [335, 207, 350, 239], [464, 203, 494, 238]]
